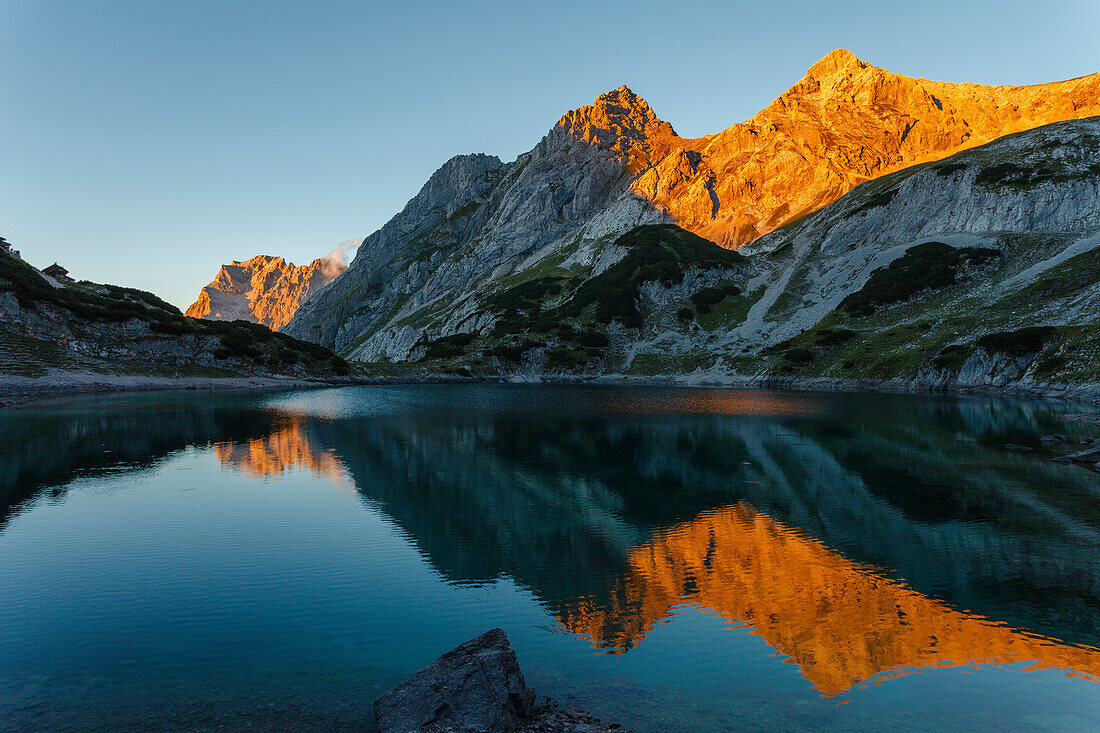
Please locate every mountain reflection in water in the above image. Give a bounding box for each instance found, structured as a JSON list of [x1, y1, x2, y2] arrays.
[[213, 420, 346, 484], [561, 503, 1100, 695], [3, 385, 1100, 704]]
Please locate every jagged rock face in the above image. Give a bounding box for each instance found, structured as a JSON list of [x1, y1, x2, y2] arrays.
[[185, 254, 346, 331], [285, 50, 1100, 362], [285, 154, 512, 351], [634, 48, 1100, 247]]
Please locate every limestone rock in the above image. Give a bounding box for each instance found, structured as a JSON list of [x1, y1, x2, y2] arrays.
[[374, 628, 535, 733]]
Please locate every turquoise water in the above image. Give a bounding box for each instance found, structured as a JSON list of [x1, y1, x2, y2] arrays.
[[1, 385, 1100, 731]]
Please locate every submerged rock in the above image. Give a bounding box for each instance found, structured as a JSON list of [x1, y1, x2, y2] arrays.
[[374, 629, 627, 733], [1065, 446, 1100, 464]]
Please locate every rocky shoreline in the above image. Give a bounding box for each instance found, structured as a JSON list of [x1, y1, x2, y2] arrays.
[[5, 366, 1100, 415], [0, 372, 350, 407], [485, 370, 1100, 408], [0, 370, 482, 407]]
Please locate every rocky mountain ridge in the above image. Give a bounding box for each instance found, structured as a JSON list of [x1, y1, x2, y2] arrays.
[[644, 48, 1100, 246], [186, 252, 348, 330], [335, 117, 1100, 394], [282, 50, 1100, 366]]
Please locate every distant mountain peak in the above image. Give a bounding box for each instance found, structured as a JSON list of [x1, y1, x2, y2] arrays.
[[186, 253, 347, 330]]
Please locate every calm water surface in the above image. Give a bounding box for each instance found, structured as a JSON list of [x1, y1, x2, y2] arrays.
[[2, 385, 1100, 731]]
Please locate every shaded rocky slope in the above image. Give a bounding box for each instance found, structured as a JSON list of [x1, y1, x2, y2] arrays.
[[186, 253, 348, 330], [0, 249, 350, 378], [283, 51, 1099, 362]]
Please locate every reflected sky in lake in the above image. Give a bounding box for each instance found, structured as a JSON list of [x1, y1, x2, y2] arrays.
[[1, 385, 1099, 731]]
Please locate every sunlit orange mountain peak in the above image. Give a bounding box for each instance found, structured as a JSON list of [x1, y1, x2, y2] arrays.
[[621, 48, 1100, 246], [185, 253, 346, 330], [556, 84, 679, 172], [559, 503, 1100, 696]]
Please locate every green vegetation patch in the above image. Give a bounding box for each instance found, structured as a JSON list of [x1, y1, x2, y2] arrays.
[[487, 339, 545, 363], [1014, 246, 1100, 306], [932, 344, 975, 371], [559, 224, 743, 328], [486, 275, 571, 335], [544, 347, 594, 371], [423, 332, 477, 359], [851, 187, 898, 215], [976, 326, 1058, 357], [690, 283, 741, 315], [812, 327, 855, 346], [1, 251, 181, 324], [841, 242, 1001, 316], [626, 351, 717, 376], [932, 162, 967, 177], [782, 347, 815, 364]]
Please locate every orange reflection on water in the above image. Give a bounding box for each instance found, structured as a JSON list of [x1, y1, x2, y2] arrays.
[[559, 503, 1100, 695], [213, 421, 346, 484]]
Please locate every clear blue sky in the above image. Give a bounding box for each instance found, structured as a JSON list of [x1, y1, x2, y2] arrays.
[[2, 0, 1097, 310]]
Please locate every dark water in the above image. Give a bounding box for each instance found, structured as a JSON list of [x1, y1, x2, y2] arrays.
[[2, 385, 1100, 732]]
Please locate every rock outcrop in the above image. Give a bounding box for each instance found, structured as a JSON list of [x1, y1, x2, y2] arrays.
[[373, 629, 625, 733], [284, 50, 1100, 364], [374, 629, 534, 733], [186, 253, 348, 331]]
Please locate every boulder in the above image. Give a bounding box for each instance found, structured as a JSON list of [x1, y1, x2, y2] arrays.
[[1065, 446, 1100, 463], [374, 628, 535, 733]]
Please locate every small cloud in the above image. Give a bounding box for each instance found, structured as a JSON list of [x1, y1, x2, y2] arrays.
[[325, 238, 363, 268]]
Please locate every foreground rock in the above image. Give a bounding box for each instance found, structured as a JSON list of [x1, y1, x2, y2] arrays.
[[374, 629, 626, 733]]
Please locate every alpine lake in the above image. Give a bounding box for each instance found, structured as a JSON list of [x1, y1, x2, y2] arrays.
[[2, 384, 1099, 732]]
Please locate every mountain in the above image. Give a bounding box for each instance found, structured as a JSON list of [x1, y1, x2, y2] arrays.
[[283, 51, 1100, 366], [186, 253, 348, 330], [0, 249, 350, 379], [315, 116, 1099, 392]]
